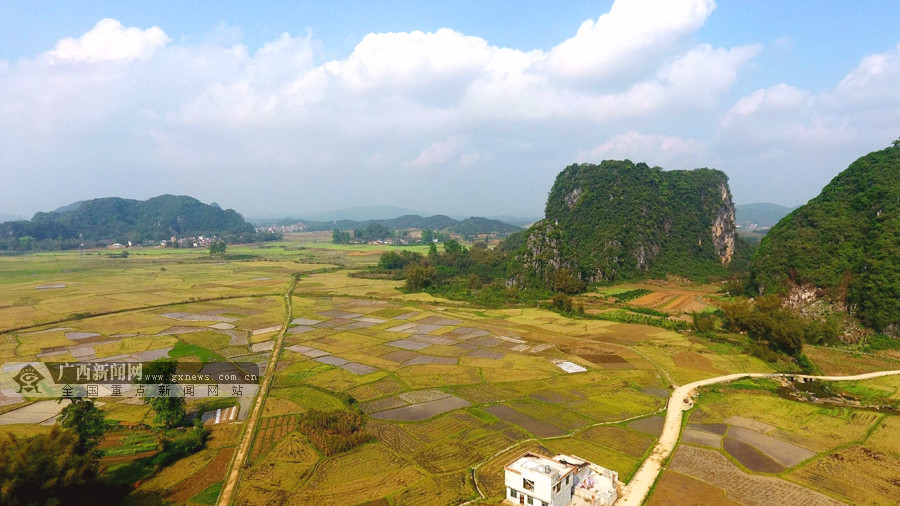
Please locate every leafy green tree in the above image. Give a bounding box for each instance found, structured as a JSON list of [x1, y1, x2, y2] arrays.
[[404, 264, 436, 291], [331, 229, 351, 244], [691, 312, 716, 334], [58, 399, 105, 455], [443, 239, 463, 255], [552, 293, 573, 313], [142, 359, 187, 428], [553, 268, 585, 294], [421, 229, 434, 244], [208, 240, 226, 257], [378, 250, 421, 270], [0, 426, 103, 505]]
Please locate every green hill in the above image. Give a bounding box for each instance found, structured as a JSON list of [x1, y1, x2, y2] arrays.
[[749, 141, 900, 332], [510, 160, 738, 288], [444, 217, 520, 236], [1, 195, 256, 250]]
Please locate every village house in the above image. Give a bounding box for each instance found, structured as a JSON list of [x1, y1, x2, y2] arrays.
[[504, 452, 619, 506]]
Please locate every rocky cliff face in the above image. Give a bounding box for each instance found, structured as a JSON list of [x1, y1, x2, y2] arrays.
[[711, 183, 736, 265], [510, 160, 738, 287]]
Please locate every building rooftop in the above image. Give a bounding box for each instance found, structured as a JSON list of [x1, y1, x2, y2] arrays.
[[506, 452, 574, 482]]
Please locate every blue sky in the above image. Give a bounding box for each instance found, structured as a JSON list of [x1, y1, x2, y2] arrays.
[[1, 0, 899, 218]]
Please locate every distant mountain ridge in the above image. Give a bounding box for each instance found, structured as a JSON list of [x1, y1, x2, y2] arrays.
[[265, 214, 520, 236], [736, 203, 797, 228], [303, 205, 429, 222], [0, 213, 25, 224], [1, 195, 258, 250]]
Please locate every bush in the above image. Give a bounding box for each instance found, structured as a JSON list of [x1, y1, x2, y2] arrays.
[[297, 409, 374, 456]]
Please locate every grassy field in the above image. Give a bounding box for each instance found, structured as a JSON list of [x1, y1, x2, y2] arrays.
[[648, 379, 900, 506], [5, 238, 900, 504]]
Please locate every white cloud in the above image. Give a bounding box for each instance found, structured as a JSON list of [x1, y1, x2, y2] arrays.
[[14, 1, 899, 216], [715, 43, 900, 204], [583, 132, 705, 168], [46, 18, 169, 63], [405, 139, 463, 169], [545, 0, 716, 85]]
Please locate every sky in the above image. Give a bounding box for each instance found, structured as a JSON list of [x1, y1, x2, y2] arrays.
[[1, 0, 899, 219]]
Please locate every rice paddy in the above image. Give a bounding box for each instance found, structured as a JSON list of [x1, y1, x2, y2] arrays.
[[5, 239, 900, 504]]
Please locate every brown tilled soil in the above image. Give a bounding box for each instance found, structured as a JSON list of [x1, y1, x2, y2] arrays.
[[723, 438, 785, 473], [166, 446, 235, 503], [670, 445, 843, 506], [627, 415, 665, 437], [686, 423, 728, 435], [648, 470, 741, 506]]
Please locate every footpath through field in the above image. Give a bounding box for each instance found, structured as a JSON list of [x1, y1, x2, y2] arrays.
[[216, 275, 298, 506], [617, 369, 900, 506]]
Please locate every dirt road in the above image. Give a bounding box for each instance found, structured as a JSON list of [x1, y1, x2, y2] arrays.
[[617, 369, 900, 506], [216, 277, 297, 506]]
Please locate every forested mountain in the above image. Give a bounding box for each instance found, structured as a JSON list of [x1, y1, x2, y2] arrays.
[[750, 142, 900, 333], [1, 195, 256, 250], [444, 217, 520, 236], [510, 160, 739, 288]]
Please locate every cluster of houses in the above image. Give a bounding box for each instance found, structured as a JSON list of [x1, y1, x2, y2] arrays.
[[255, 223, 306, 234], [160, 235, 219, 248], [504, 452, 620, 506]]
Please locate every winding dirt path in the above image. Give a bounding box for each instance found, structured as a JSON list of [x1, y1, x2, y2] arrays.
[[617, 369, 900, 506]]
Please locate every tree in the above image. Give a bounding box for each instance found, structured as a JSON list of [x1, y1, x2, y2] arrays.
[[142, 359, 187, 428], [443, 239, 463, 255], [208, 240, 226, 257], [0, 426, 103, 505], [690, 311, 716, 334], [404, 264, 436, 291], [58, 398, 105, 455], [331, 229, 351, 244], [553, 269, 586, 294], [551, 293, 573, 313]]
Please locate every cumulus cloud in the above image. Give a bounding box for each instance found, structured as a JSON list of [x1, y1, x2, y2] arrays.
[[546, 0, 716, 86], [46, 18, 169, 63], [716, 43, 900, 203], [2, 1, 897, 217], [583, 132, 706, 168]]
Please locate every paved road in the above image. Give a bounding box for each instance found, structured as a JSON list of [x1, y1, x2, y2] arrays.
[[617, 369, 900, 506]]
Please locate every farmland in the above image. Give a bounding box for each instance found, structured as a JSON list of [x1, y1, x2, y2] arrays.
[[648, 377, 900, 506], [3, 236, 900, 505]]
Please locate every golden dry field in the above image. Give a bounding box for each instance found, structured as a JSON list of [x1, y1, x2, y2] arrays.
[[2, 239, 899, 505]]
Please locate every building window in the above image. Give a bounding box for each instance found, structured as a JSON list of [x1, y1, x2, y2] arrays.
[[527, 496, 533, 505], [542, 502, 549, 506], [554, 482, 560, 493], [523, 478, 535, 491], [509, 488, 517, 498], [565, 475, 569, 485]]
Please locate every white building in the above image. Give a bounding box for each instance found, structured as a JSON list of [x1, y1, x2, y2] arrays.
[[504, 453, 619, 506]]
